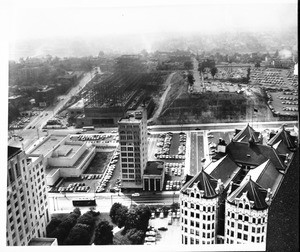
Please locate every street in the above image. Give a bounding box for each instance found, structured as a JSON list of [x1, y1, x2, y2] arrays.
[[48, 191, 180, 214]]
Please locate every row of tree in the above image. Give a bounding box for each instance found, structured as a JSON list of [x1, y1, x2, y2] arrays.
[[47, 208, 102, 245]]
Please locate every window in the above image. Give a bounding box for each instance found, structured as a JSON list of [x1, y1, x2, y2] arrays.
[[207, 233, 210, 238], [244, 225, 248, 231], [245, 216, 249, 222], [203, 233, 205, 238], [190, 229, 194, 234], [231, 231, 234, 237], [208, 215, 211, 221], [251, 236, 255, 242], [191, 212, 194, 217], [212, 223, 214, 229], [238, 223, 242, 229], [191, 203, 194, 208], [196, 222, 199, 228], [237, 233, 242, 239], [256, 237, 260, 243], [258, 218, 261, 224], [196, 213, 199, 218], [203, 223, 205, 229], [121, 158, 127, 162], [262, 227, 265, 233], [196, 205, 199, 210], [231, 222, 234, 228], [196, 230, 199, 236], [203, 206, 206, 212], [203, 215, 206, 220], [253, 217, 256, 224], [190, 238, 194, 244], [190, 221, 194, 226], [196, 239, 199, 244], [184, 202, 187, 207], [257, 227, 260, 233], [238, 214, 243, 220], [207, 224, 210, 230], [244, 234, 248, 240], [231, 213, 234, 219]]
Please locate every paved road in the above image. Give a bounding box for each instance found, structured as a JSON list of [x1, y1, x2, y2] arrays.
[[49, 192, 180, 214], [148, 121, 298, 132], [8, 70, 97, 150]]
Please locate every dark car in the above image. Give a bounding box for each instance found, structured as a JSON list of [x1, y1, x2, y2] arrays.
[[158, 227, 168, 231], [195, 128, 201, 130], [98, 131, 105, 134]]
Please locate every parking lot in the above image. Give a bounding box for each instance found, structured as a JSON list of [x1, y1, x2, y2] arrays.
[[147, 213, 181, 246], [148, 132, 187, 191]]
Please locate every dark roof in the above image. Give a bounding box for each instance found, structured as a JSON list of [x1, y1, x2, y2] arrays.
[[226, 141, 286, 171], [247, 159, 283, 194], [205, 155, 241, 188], [267, 126, 296, 150], [8, 146, 22, 160], [181, 169, 219, 199], [227, 176, 269, 210], [233, 124, 260, 143], [144, 161, 164, 175]]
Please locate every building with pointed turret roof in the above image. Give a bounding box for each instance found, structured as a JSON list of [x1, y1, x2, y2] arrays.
[[180, 124, 297, 249], [180, 168, 223, 245]]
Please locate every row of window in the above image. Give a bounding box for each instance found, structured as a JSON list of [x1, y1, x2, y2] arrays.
[[182, 202, 216, 212], [226, 235, 264, 244], [182, 235, 215, 245], [227, 211, 266, 224], [121, 147, 140, 151]]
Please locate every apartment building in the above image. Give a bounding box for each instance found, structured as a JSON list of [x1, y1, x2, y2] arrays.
[[118, 106, 148, 188], [7, 146, 50, 246]]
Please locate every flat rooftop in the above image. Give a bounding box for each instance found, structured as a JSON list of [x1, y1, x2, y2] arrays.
[[144, 161, 164, 175], [29, 135, 66, 156]]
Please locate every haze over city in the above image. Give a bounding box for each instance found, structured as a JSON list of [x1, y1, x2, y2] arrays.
[[8, 0, 297, 60]]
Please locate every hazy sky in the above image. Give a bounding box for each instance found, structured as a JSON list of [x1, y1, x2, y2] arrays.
[[8, 0, 297, 42]]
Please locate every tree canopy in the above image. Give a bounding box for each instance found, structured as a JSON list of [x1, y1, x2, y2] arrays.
[[94, 220, 114, 245]]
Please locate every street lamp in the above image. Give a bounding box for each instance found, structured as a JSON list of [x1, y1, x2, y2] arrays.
[[130, 193, 140, 207]]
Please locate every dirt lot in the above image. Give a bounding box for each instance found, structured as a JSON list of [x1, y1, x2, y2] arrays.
[[84, 152, 114, 174]]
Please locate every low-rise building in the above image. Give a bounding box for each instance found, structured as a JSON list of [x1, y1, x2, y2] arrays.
[[143, 161, 165, 191]]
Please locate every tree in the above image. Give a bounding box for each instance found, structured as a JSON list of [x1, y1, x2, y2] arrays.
[[210, 67, 218, 79], [47, 209, 81, 244], [46, 217, 62, 237], [64, 224, 91, 245], [94, 220, 114, 245], [127, 228, 145, 245], [110, 203, 123, 224], [115, 205, 128, 228], [77, 211, 95, 230], [170, 202, 180, 212], [255, 62, 261, 68], [187, 73, 195, 85], [124, 205, 151, 232]]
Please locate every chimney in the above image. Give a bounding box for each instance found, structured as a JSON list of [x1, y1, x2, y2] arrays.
[[265, 188, 272, 205], [215, 179, 224, 194]]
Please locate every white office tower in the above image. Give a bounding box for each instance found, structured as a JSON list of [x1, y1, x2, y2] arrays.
[[180, 168, 223, 245], [7, 146, 50, 246], [118, 106, 148, 188], [225, 175, 270, 247]]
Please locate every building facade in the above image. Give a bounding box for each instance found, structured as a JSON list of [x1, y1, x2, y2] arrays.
[[7, 146, 50, 246], [118, 107, 148, 188], [180, 169, 223, 245]]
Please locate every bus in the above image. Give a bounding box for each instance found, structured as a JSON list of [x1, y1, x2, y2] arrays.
[[72, 199, 96, 207], [82, 126, 95, 132]]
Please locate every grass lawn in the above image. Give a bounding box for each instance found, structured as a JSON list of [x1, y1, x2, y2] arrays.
[[84, 152, 113, 174]]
